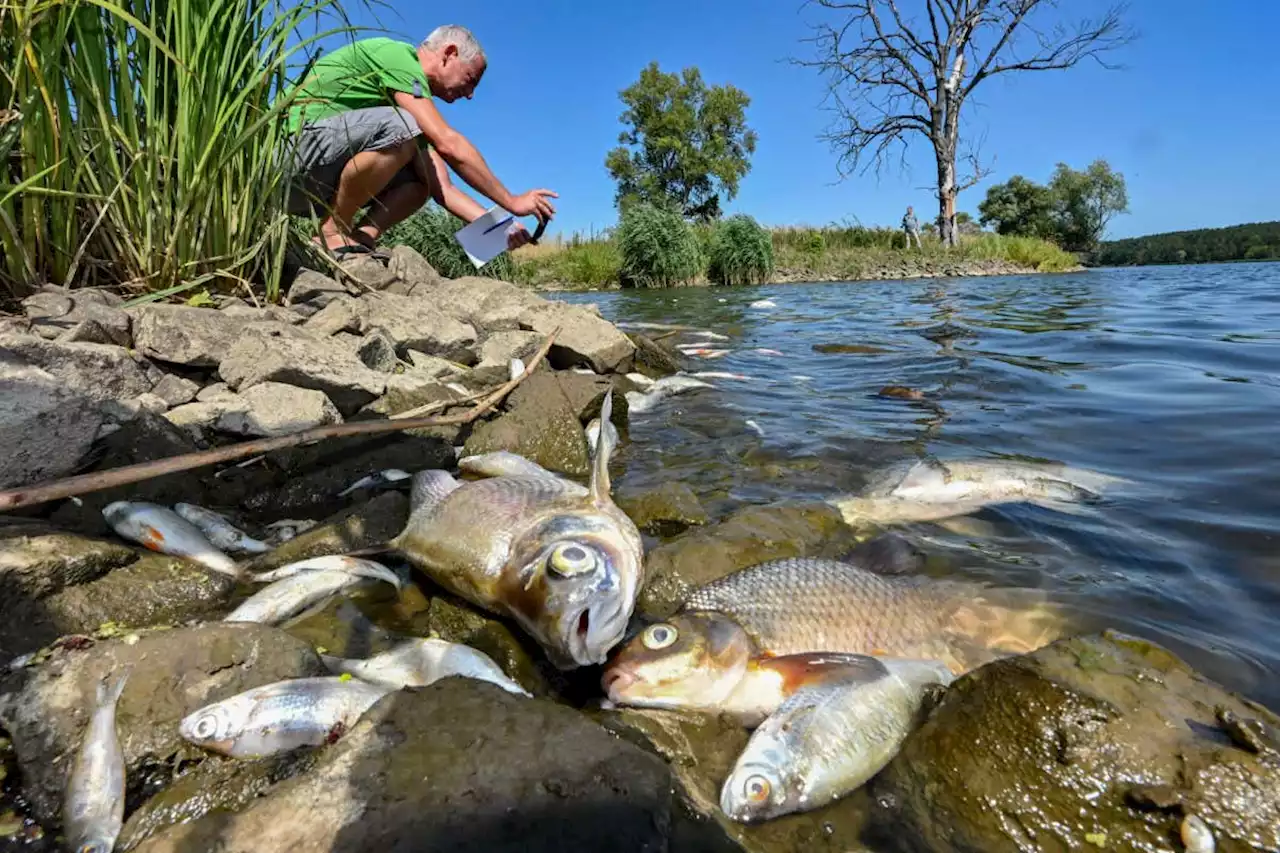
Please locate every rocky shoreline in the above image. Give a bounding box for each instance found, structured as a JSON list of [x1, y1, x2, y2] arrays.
[[0, 253, 1276, 852]]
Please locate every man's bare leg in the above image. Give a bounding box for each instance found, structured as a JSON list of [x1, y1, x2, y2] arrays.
[[354, 179, 432, 246], [315, 138, 416, 252]]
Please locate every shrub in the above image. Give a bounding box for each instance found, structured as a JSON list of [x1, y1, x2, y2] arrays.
[[707, 214, 774, 286], [554, 240, 621, 287], [615, 202, 702, 287], [383, 206, 516, 281]]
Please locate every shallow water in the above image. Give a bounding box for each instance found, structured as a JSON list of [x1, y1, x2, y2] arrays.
[[558, 262, 1280, 711]]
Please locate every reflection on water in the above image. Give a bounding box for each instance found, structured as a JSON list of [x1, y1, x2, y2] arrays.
[[560, 262, 1280, 710]]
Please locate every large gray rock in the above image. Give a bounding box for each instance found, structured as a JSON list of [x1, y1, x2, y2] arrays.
[[21, 288, 126, 340], [463, 372, 592, 477], [302, 295, 361, 337], [405, 350, 466, 379], [355, 327, 399, 372], [477, 330, 546, 370], [518, 301, 636, 373], [58, 303, 132, 347], [129, 304, 251, 367], [388, 244, 441, 288], [218, 303, 304, 325], [351, 292, 477, 361], [218, 329, 387, 415], [0, 623, 325, 824], [285, 268, 351, 316], [216, 381, 342, 437], [131, 679, 674, 853], [0, 361, 104, 489], [164, 399, 241, 441], [0, 333, 154, 402], [0, 524, 136, 599], [150, 374, 200, 407], [337, 254, 397, 291], [409, 275, 541, 331]]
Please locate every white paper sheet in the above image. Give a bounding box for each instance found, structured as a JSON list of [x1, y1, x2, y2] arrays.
[[455, 206, 515, 268]]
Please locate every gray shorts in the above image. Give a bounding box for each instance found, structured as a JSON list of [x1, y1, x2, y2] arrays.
[[286, 106, 427, 216]]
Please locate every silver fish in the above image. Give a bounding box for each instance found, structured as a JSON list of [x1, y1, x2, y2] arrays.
[[625, 372, 656, 390], [510, 357, 526, 381], [262, 518, 319, 544], [102, 501, 240, 578], [749, 299, 777, 309], [688, 331, 730, 342], [831, 457, 1128, 526], [321, 639, 530, 696], [585, 416, 619, 459], [172, 503, 270, 554], [625, 375, 714, 415], [336, 469, 411, 497], [225, 566, 399, 625], [458, 451, 557, 479], [178, 676, 393, 758], [247, 555, 403, 588], [64, 669, 131, 853], [720, 658, 952, 822]]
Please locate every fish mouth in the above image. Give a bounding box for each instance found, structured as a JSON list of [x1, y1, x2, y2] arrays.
[[600, 666, 636, 701], [563, 596, 629, 667]]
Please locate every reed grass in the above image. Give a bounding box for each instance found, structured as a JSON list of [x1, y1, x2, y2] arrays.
[[706, 214, 773, 286], [614, 202, 702, 288]]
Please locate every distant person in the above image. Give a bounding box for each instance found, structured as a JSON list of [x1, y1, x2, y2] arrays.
[[281, 25, 557, 257], [902, 206, 922, 249]]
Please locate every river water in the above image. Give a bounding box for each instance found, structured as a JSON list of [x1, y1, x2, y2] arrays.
[[558, 261, 1280, 711]]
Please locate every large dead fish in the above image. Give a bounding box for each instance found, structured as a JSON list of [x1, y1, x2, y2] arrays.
[[63, 668, 131, 853], [830, 456, 1127, 526], [321, 638, 529, 696], [391, 394, 644, 669]]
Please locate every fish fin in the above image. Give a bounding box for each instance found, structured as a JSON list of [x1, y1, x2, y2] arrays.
[[1026, 496, 1095, 516], [754, 653, 890, 694], [318, 654, 346, 674], [930, 515, 1003, 539], [895, 457, 951, 491], [458, 451, 556, 479], [410, 470, 461, 514], [343, 545, 398, 559], [844, 533, 926, 575], [98, 665, 133, 706], [588, 392, 614, 504]]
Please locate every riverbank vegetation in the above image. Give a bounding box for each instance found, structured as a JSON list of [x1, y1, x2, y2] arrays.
[[978, 160, 1130, 253], [1095, 221, 1280, 266]]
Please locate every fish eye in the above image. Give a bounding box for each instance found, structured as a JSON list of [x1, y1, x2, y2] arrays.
[[743, 774, 771, 804], [642, 623, 678, 650], [192, 713, 221, 740], [548, 542, 597, 577]]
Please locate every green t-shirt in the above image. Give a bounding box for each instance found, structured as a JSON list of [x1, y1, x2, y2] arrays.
[[285, 37, 431, 132]]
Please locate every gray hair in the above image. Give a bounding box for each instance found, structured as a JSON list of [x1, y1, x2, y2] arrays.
[[421, 25, 485, 63]]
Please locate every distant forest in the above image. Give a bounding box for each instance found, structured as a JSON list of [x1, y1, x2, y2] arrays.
[[1094, 221, 1280, 266]]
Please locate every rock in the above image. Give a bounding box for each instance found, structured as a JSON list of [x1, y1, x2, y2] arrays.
[[150, 374, 200, 407], [243, 492, 410, 570], [639, 503, 862, 617], [549, 370, 622, 425], [195, 382, 237, 402], [215, 382, 342, 437], [58, 305, 132, 347], [0, 361, 104, 489], [616, 483, 708, 535], [0, 623, 325, 825], [518, 301, 636, 373], [351, 292, 478, 362], [388, 244, 441, 288], [409, 275, 540, 331], [627, 333, 682, 378], [337, 254, 397, 291], [131, 679, 673, 853], [355, 327, 399, 372], [0, 315, 31, 336], [217, 303, 304, 325], [0, 333, 153, 402], [872, 631, 1280, 853], [128, 304, 247, 367], [361, 376, 467, 442], [285, 268, 350, 316], [218, 329, 387, 416], [0, 524, 135, 599], [301, 295, 360, 337], [21, 288, 125, 340], [477, 330, 546, 369], [101, 392, 170, 424], [405, 350, 466, 379], [463, 372, 592, 477]]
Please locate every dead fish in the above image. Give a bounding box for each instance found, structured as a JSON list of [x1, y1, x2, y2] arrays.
[[248, 555, 403, 588], [172, 503, 269, 554], [689, 330, 730, 342], [683, 536, 1065, 674], [178, 676, 393, 758], [510, 357, 526, 381], [585, 416, 619, 459], [336, 469, 411, 497], [681, 348, 731, 359], [102, 501, 240, 578], [719, 657, 952, 822], [321, 638, 529, 696], [691, 371, 753, 381], [625, 372, 656, 390], [749, 299, 777, 309], [602, 612, 893, 726], [226, 565, 400, 625], [625, 375, 714, 414], [1181, 814, 1215, 853], [754, 348, 784, 356], [64, 668, 131, 853], [745, 419, 765, 437], [390, 394, 644, 669], [262, 518, 319, 544], [459, 451, 557, 479], [830, 456, 1128, 526]]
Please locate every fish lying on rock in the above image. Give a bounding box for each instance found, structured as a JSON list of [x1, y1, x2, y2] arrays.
[[602, 611, 899, 726], [625, 375, 714, 415], [321, 639, 530, 696], [390, 394, 644, 669], [830, 456, 1128, 526], [248, 555, 404, 587], [102, 501, 240, 578], [719, 657, 953, 822], [173, 503, 270, 554], [337, 469, 411, 497], [178, 676, 393, 758], [226, 558, 401, 625], [63, 668, 131, 853]]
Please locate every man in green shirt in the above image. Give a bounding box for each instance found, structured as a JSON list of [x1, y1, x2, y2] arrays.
[[284, 25, 557, 256]]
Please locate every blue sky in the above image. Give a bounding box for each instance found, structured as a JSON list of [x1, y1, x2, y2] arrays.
[[331, 0, 1276, 241]]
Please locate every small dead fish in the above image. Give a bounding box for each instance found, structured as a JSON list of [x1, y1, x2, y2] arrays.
[[792, 375, 813, 382], [691, 371, 753, 381], [337, 469, 411, 497], [262, 518, 318, 544], [459, 451, 557, 479], [227, 564, 400, 625], [510, 357, 526, 381], [64, 668, 131, 853], [625, 375, 714, 414], [625, 372, 656, 390], [688, 330, 730, 341], [745, 420, 765, 437], [720, 657, 952, 822], [178, 676, 393, 758], [1181, 814, 1215, 853], [754, 348, 784, 356], [749, 299, 777, 309], [173, 503, 269, 554], [680, 347, 730, 358], [102, 501, 240, 578], [585, 416, 619, 459], [248, 556, 403, 588], [321, 638, 529, 695]]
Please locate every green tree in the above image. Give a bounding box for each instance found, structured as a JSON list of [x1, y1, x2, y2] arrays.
[[1048, 159, 1129, 252], [605, 62, 758, 222], [978, 175, 1055, 238]]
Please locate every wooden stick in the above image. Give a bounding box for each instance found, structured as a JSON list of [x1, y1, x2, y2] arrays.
[[0, 330, 558, 512]]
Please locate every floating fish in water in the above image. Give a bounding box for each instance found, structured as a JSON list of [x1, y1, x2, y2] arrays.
[[226, 562, 400, 625], [248, 555, 402, 588], [830, 457, 1128, 526], [690, 371, 753, 381], [625, 372, 656, 390], [172, 503, 269, 555], [585, 415, 619, 459], [603, 612, 893, 725], [625, 375, 714, 415], [178, 676, 393, 758], [102, 501, 240, 578], [391, 395, 643, 669], [321, 639, 529, 696], [683, 537, 1064, 674], [792, 375, 813, 382], [336, 469, 411, 497], [688, 330, 730, 342], [754, 348, 784, 356], [749, 299, 777, 309], [745, 420, 765, 437], [64, 668, 131, 853], [719, 657, 952, 822], [678, 347, 731, 359], [510, 357, 526, 381]]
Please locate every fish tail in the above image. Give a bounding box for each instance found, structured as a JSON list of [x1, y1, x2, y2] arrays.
[[98, 665, 133, 706], [944, 588, 1068, 669], [588, 392, 614, 503]]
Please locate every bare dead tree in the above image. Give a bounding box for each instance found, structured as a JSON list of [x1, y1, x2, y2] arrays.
[[795, 0, 1133, 246]]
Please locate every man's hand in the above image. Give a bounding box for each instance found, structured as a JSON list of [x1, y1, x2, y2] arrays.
[[507, 189, 558, 222]]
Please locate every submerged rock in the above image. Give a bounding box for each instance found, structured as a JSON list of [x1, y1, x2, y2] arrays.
[[872, 631, 1280, 853], [617, 482, 708, 536], [131, 679, 674, 853], [627, 332, 682, 378], [0, 622, 324, 825]]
